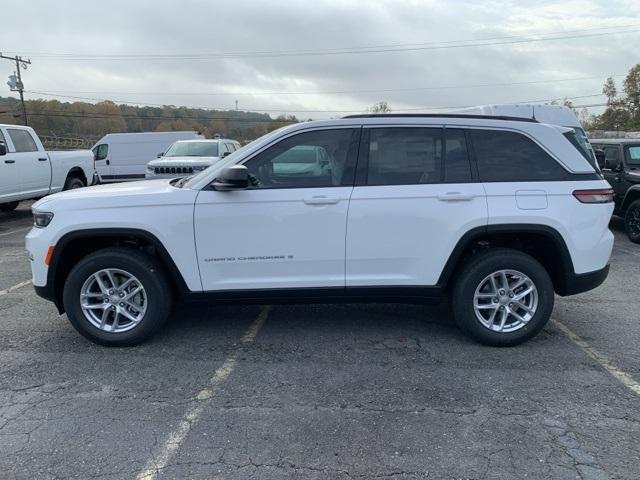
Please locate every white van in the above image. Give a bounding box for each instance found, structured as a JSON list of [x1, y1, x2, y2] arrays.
[[454, 104, 597, 167], [92, 131, 203, 183]]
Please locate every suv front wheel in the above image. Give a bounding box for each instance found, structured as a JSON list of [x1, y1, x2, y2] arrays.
[[452, 248, 554, 347], [63, 247, 172, 346]]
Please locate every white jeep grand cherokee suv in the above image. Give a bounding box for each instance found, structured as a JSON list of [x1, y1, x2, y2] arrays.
[[26, 114, 614, 347]]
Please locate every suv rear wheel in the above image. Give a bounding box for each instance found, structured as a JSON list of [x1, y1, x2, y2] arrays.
[[625, 200, 640, 244], [452, 248, 554, 346], [63, 247, 172, 346]]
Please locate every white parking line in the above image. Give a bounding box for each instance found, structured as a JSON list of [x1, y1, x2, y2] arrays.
[[0, 226, 30, 238], [0, 280, 32, 297], [136, 305, 271, 480], [553, 319, 640, 396]]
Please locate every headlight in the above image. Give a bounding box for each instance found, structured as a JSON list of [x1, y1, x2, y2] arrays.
[[33, 211, 54, 228]]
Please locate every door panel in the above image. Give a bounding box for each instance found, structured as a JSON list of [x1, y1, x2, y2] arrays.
[[5, 128, 49, 197], [346, 183, 487, 286], [346, 126, 487, 287], [194, 187, 352, 290], [194, 127, 360, 291]]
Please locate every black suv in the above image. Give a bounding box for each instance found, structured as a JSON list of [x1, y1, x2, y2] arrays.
[[591, 139, 640, 243]]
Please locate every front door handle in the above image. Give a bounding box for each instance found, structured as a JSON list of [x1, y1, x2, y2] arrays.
[[437, 192, 475, 202], [38, 157, 48, 162], [4, 159, 15, 164], [304, 195, 340, 205]]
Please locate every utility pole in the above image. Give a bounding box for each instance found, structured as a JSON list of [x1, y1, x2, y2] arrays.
[[235, 99, 238, 111], [1, 53, 31, 125]]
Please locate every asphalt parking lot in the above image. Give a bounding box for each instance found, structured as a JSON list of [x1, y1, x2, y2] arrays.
[[0, 202, 639, 480]]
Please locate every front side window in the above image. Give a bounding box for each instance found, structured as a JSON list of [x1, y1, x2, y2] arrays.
[[244, 128, 357, 189], [471, 129, 567, 182], [7, 129, 38, 153], [165, 141, 219, 157], [93, 144, 108, 160], [366, 128, 442, 185], [624, 145, 640, 166]]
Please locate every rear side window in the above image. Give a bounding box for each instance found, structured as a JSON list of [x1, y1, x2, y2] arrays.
[[7, 129, 38, 153], [444, 129, 472, 183], [366, 128, 442, 185], [626, 145, 640, 166], [470, 129, 567, 182]]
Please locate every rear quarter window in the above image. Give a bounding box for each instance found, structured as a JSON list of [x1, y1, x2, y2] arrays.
[[470, 129, 567, 182]]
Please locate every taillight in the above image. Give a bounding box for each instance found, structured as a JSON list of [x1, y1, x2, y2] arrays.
[[93, 153, 96, 170], [572, 188, 614, 204]]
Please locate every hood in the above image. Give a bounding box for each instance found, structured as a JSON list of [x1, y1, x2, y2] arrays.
[[33, 178, 197, 211], [147, 156, 220, 168]]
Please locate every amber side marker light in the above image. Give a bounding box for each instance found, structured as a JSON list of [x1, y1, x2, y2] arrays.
[[573, 188, 615, 204], [44, 246, 55, 266]]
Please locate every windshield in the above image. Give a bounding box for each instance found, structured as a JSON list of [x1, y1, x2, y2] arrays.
[[625, 145, 640, 166], [181, 126, 291, 189], [165, 141, 218, 157]]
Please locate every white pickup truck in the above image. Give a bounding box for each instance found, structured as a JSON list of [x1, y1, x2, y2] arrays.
[[0, 124, 96, 211]]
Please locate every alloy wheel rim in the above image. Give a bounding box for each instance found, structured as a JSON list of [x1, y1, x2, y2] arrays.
[[79, 268, 147, 333], [473, 269, 538, 333]]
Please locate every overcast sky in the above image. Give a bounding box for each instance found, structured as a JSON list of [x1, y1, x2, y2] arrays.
[[1, 0, 639, 119]]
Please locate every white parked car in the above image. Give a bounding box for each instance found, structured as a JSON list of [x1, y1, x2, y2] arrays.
[[92, 131, 203, 183], [27, 114, 614, 347], [145, 138, 241, 179], [0, 124, 95, 212]]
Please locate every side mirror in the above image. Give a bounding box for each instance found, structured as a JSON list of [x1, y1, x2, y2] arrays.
[[222, 151, 231, 158], [594, 149, 605, 168], [157, 152, 163, 158], [212, 165, 249, 191], [605, 156, 621, 171], [0, 142, 6, 156]]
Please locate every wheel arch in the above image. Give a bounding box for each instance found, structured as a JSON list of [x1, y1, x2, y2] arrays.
[[621, 186, 640, 212], [438, 224, 576, 296], [47, 228, 189, 313], [64, 167, 87, 187]]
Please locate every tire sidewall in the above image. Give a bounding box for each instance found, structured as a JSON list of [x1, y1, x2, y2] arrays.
[[625, 201, 640, 244], [63, 249, 170, 346], [453, 250, 555, 347], [64, 177, 85, 190]]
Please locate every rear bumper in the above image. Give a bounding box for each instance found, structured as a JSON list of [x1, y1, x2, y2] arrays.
[[557, 264, 610, 296]]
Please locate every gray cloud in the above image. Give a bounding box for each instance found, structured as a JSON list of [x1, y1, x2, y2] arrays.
[[1, 0, 638, 118]]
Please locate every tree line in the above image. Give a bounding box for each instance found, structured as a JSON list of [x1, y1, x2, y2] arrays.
[[0, 97, 300, 142]]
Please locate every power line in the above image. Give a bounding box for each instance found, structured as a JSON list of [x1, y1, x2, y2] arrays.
[[6, 26, 640, 61], [25, 74, 626, 98]]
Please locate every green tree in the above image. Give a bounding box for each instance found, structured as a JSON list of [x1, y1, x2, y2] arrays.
[[368, 101, 391, 113]]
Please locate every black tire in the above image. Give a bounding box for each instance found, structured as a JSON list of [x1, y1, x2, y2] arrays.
[[625, 200, 640, 244], [63, 176, 85, 190], [0, 201, 19, 212], [451, 248, 554, 347], [62, 247, 172, 346]]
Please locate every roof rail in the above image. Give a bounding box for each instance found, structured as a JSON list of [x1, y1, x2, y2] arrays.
[[342, 113, 538, 123]]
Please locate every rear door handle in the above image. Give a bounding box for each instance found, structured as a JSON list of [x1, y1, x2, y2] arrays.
[[437, 192, 475, 202], [4, 159, 15, 164], [304, 195, 340, 205], [38, 157, 48, 162]]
